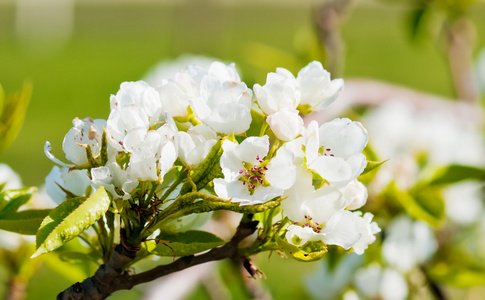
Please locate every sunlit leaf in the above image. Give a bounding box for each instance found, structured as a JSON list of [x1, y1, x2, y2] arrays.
[[360, 160, 387, 177], [146, 230, 225, 257], [33, 187, 110, 258], [0, 209, 51, 235]]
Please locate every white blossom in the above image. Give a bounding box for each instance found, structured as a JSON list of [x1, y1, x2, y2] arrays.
[[297, 61, 343, 110], [44, 166, 91, 204], [253, 67, 299, 115], [62, 117, 106, 166], [305, 119, 368, 187], [213, 136, 296, 205], [107, 81, 162, 151], [266, 108, 303, 141], [177, 124, 217, 167], [282, 166, 378, 253], [190, 64, 252, 135]]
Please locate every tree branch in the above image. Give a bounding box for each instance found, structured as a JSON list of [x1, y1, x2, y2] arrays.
[[57, 219, 259, 300]]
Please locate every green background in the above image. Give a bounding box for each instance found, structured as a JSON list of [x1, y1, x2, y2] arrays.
[[0, 1, 484, 299]]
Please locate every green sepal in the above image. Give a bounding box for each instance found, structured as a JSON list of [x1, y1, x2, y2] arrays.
[[275, 236, 327, 262], [297, 103, 314, 115], [100, 128, 109, 165], [427, 164, 485, 186], [145, 230, 225, 257], [0, 209, 52, 235], [0, 187, 37, 213], [32, 187, 111, 258], [180, 139, 223, 194], [360, 160, 387, 177]]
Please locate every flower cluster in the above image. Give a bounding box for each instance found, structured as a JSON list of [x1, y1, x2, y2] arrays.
[[44, 60, 379, 255]]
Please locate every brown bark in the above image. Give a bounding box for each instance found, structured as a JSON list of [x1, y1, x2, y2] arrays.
[[57, 220, 258, 300]]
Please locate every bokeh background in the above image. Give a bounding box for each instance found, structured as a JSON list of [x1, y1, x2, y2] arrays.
[[1, 0, 485, 299]]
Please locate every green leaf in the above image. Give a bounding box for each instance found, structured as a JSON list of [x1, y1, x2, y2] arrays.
[[408, 6, 429, 40], [0, 209, 52, 235], [360, 160, 387, 177], [146, 230, 225, 257], [33, 187, 110, 258], [0, 187, 36, 213], [428, 164, 485, 185], [58, 251, 99, 264], [276, 236, 327, 262], [0, 82, 32, 153], [386, 183, 444, 227]]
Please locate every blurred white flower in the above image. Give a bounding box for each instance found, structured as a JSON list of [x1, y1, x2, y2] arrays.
[[443, 180, 484, 225], [354, 263, 408, 300], [0, 163, 22, 190], [382, 215, 437, 272], [305, 254, 363, 300], [142, 54, 216, 88]]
